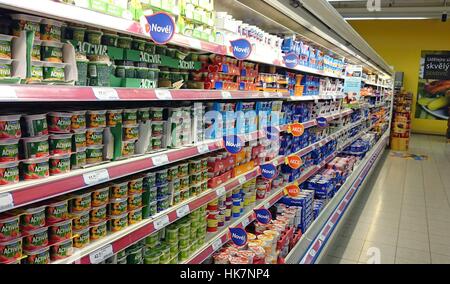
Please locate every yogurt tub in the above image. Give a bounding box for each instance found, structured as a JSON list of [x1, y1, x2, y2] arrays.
[[143, 172, 156, 189], [117, 36, 132, 49], [86, 30, 103, 45], [49, 134, 72, 155], [150, 107, 164, 121], [21, 157, 50, 180], [89, 221, 107, 241], [49, 153, 71, 176], [178, 163, 188, 177], [0, 58, 12, 78], [65, 26, 85, 41], [45, 199, 68, 224], [23, 113, 48, 137], [121, 140, 136, 157], [109, 213, 128, 232], [102, 33, 119, 47], [144, 42, 155, 54], [180, 176, 189, 190], [0, 214, 20, 242], [157, 195, 170, 212], [72, 128, 87, 150], [0, 114, 21, 139], [144, 251, 161, 264], [169, 179, 180, 193], [167, 166, 178, 181], [147, 201, 157, 217], [106, 109, 123, 127], [151, 135, 162, 151], [69, 192, 91, 213], [71, 210, 89, 231], [156, 183, 169, 197], [155, 169, 168, 186], [131, 39, 146, 51], [123, 109, 138, 125], [122, 124, 139, 141], [86, 145, 104, 164], [70, 110, 87, 130], [30, 61, 44, 82], [40, 19, 63, 42], [151, 121, 164, 136], [87, 110, 107, 128], [0, 139, 19, 162], [50, 238, 73, 261], [0, 35, 13, 59], [137, 108, 150, 123], [135, 67, 148, 79], [128, 207, 143, 225], [22, 135, 49, 159], [70, 149, 86, 169], [23, 226, 48, 251], [0, 237, 22, 263], [73, 228, 90, 248], [48, 112, 72, 133], [86, 127, 104, 146], [48, 219, 72, 243], [126, 246, 143, 264], [89, 205, 107, 224], [110, 181, 128, 199], [108, 197, 128, 216], [19, 206, 46, 232], [43, 62, 65, 81], [128, 177, 144, 195], [10, 14, 42, 40], [22, 247, 50, 264], [31, 40, 41, 61], [128, 193, 142, 211], [41, 41, 63, 63], [91, 186, 109, 207]]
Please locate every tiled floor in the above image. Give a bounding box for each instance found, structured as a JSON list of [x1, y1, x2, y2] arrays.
[[319, 134, 450, 264]]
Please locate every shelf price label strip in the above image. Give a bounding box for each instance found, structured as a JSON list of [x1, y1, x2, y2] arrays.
[[300, 136, 388, 264]]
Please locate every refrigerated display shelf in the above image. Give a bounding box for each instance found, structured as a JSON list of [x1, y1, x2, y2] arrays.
[[0, 0, 345, 80], [284, 133, 389, 264]]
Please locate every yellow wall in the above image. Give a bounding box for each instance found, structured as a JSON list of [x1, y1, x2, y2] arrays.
[[349, 19, 450, 135]]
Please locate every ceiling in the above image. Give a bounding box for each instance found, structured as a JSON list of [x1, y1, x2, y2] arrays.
[[328, 0, 449, 19]]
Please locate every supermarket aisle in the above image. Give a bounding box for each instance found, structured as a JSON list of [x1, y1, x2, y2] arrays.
[[319, 134, 450, 264]]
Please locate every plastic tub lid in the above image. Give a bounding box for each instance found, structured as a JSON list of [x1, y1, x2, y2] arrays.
[[0, 34, 14, 41], [9, 13, 43, 22], [44, 62, 66, 68], [0, 58, 13, 65], [41, 18, 64, 27], [31, 61, 44, 67], [22, 156, 50, 164], [41, 41, 64, 48]]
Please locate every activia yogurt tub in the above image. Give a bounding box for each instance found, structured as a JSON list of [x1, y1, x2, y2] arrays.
[[72, 129, 87, 150], [0, 214, 20, 241], [31, 40, 41, 61], [23, 247, 50, 264], [0, 237, 22, 263], [86, 128, 103, 146], [71, 149, 86, 169], [86, 145, 103, 164], [128, 207, 142, 225], [123, 109, 137, 125], [117, 36, 132, 49], [21, 157, 50, 180], [0, 58, 12, 78], [0, 139, 19, 162], [106, 109, 122, 127], [48, 219, 72, 243], [41, 41, 63, 63], [89, 205, 107, 224], [123, 124, 139, 141], [89, 221, 107, 241], [0, 114, 21, 139], [128, 177, 143, 195], [49, 153, 71, 175], [45, 199, 68, 224], [122, 140, 135, 157], [73, 228, 90, 248], [10, 13, 42, 40], [0, 34, 13, 59], [23, 113, 48, 137], [91, 186, 109, 207], [71, 210, 89, 231], [48, 112, 72, 133], [50, 238, 72, 261], [108, 198, 128, 216], [40, 18, 63, 42], [87, 110, 106, 128], [110, 182, 128, 199], [102, 33, 119, 47], [19, 206, 46, 232], [30, 61, 44, 82], [49, 134, 72, 155], [22, 226, 48, 251], [109, 213, 128, 232], [70, 110, 86, 130], [86, 30, 103, 45], [43, 62, 65, 81], [22, 135, 49, 158]]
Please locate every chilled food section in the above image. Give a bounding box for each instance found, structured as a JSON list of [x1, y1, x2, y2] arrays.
[[0, 0, 393, 265]]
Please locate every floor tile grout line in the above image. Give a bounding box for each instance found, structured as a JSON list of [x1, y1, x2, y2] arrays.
[[394, 153, 408, 262], [423, 135, 433, 263]]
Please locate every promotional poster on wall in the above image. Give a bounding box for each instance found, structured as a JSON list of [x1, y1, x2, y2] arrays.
[[416, 50, 450, 120]]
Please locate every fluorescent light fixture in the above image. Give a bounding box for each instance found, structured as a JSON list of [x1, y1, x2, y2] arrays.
[[345, 16, 430, 20]]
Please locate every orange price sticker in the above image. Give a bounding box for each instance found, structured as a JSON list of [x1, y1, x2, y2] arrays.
[[288, 123, 305, 137], [285, 155, 303, 169], [285, 184, 301, 197]]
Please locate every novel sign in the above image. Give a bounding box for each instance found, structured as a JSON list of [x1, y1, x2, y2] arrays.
[[229, 227, 247, 247], [260, 163, 277, 180], [254, 209, 272, 224], [145, 12, 175, 45], [230, 39, 252, 60], [223, 135, 243, 154], [283, 53, 299, 69], [316, 117, 328, 128]]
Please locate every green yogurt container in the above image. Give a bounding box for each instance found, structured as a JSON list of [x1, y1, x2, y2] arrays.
[[65, 26, 86, 41], [31, 40, 41, 61], [0, 35, 13, 60], [10, 13, 42, 40], [117, 36, 132, 49], [49, 134, 72, 155], [145, 42, 156, 54], [144, 250, 161, 264], [21, 157, 50, 180], [23, 113, 48, 137], [30, 61, 44, 82], [40, 19, 63, 42], [86, 30, 103, 45], [43, 62, 65, 81], [135, 67, 149, 79], [102, 33, 119, 47], [22, 135, 49, 159], [71, 149, 86, 170], [86, 145, 103, 164], [0, 59, 12, 78], [88, 61, 110, 87], [165, 226, 179, 242], [131, 39, 146, 51], [41, 41, 63, 63], [76, 59, 88, 86], [49, 153, 71, 175], [155, 45, 167, 55]]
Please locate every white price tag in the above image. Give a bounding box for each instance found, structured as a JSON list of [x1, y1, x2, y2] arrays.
[[221, 91, 232, 99], [197, 144, 209, 154], [0, 193, 14, 212], [238, 176, 247, 185], [216, 187, 226, 197], [92, 87, 119, 100], [152, 154, 169, 166], [155, 89, 172, 100], [188, 38, 202, 50], [154, 215, 170, 230], [264, 202, 271, 209], [277, 92, 283, 98], [336, 209, 342, 215], [0, 86, 18, 100], [83, 169, 110, 186], [89, 244, 113, 264], [263, 91, 270, 98], [314, 96, 319, 104], [242, 217, 250, 227], [176, 205, 190, 218], [310, 249, 317, 257], [212, 238, 223, 251]]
